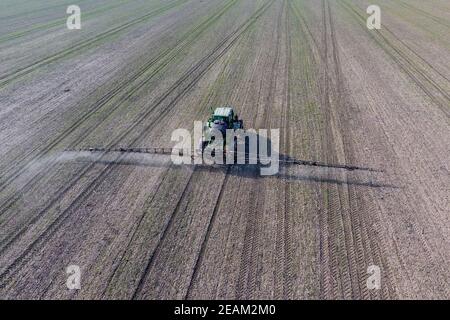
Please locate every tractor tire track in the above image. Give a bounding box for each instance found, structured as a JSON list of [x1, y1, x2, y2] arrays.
[[282, 0, 294, 299], [130, 167, 197, 299], [66, 164, 174, 300], [235, 169, 264, 299], [328, 0, 360, 299], [271, 0, 295, 299], [288, 0, 334, 299], [184, 166, 231, 299], [338, 0, 450, 296], [319, 0, 335, 299], [318, 0, 357, 299], [235, 0, 282, 299], [321, 0, 370, 299], [326, 0, 395, 298]]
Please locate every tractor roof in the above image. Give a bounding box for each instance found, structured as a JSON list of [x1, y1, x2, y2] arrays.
[[213, 107, 233, 117]]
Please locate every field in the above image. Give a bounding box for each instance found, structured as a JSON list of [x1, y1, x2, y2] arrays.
[[0, 0, 449, 299]]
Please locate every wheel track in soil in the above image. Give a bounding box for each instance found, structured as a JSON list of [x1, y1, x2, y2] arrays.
[[184, 166, 231, 299], [235, 0, 282, 300], [0, 0, 275, 285], [0, 0, 189, 87], [289, 1, 322, 64], [205, 14, 268, 299], [282, 0, 294, 299], [295, 1, 450, 120], [338, 0, 450, 297], [288, 0, 332, 300], [288, 0, 330, 298], [61, 165, 175, 300], [325, 0, 394, 299], [345, 184, 369, 298], [331, 2, 363, 298], [180, 17, 259, 299], [328, 0, 361, 299], [130, 167, 198, 299], [234, 170, 264, 299], [328, 2, 364, 298], [230, 84, 268, 298], [319, 0, 354, 299], [87, 164, 173, 299], [319, 0, 336, 299], [0, 0, 239, 204], [337, 0, 450, 118], [272, 0, 287, 299], [271, 0, 296, 299], [256, 0, 284, 299], [319, 0, 371, 299]]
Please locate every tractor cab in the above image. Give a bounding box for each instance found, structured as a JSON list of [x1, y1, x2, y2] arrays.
[[207, 107, 239, 129], [199, 106, 244, 152]]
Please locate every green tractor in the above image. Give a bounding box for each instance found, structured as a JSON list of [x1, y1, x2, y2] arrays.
[[198, 107, 244, 152]]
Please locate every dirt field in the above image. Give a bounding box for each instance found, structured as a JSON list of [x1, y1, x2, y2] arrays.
[[0, 0, 449, 299]]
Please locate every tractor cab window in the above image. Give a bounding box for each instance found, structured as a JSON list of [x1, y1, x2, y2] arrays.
[[213, 115, 226, 122]]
